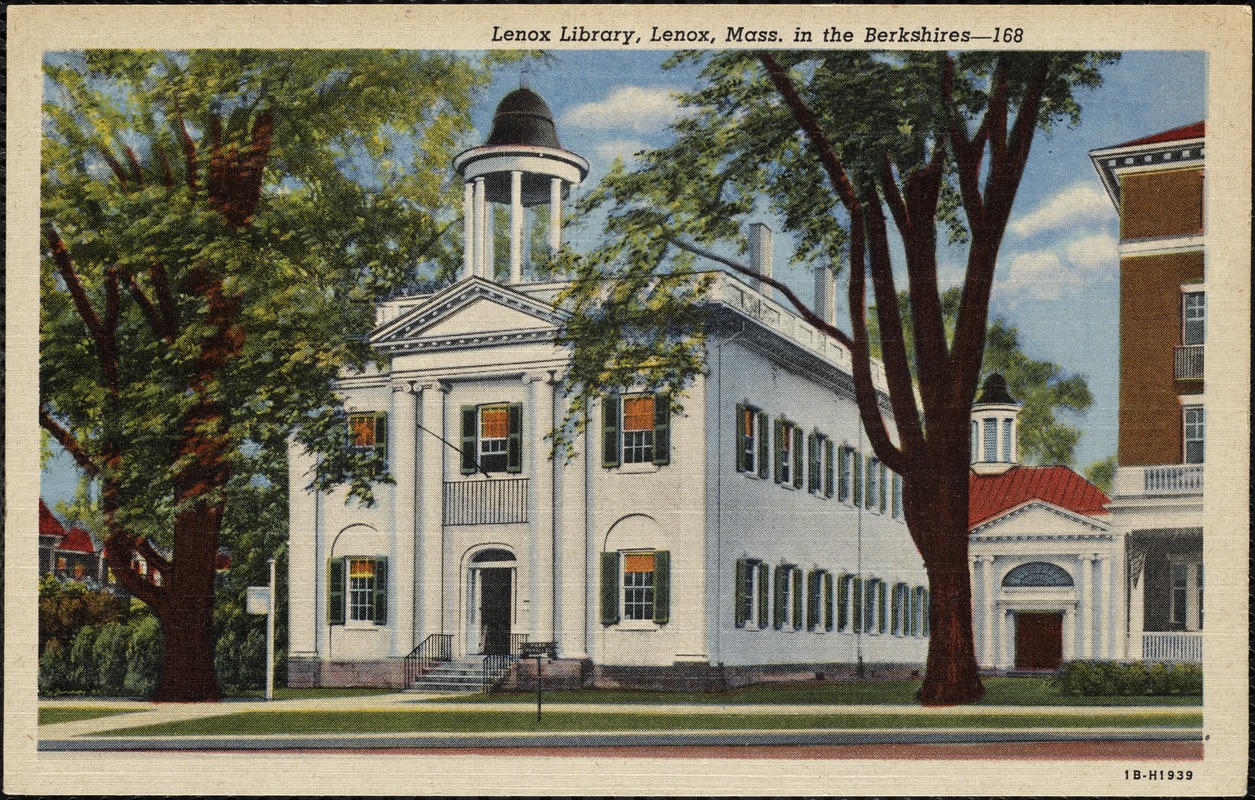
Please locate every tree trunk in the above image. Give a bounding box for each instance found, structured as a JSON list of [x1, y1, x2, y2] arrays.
[[911, 449, 984, 706], [153, 502, 224, 702]]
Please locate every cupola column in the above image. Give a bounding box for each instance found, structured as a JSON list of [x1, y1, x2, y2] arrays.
[[550, 177, 563, 257], [474, 177, 488, 278], [462, 182, 475, 280], [510, 170, 524, 284]]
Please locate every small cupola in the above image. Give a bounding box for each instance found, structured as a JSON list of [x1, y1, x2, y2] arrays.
[[971, 374, 1021, 475], [452, 82, 589, 286]]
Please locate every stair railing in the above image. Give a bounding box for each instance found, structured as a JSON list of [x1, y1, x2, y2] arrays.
[[481, 653, 516, 694], [404, 633, 452, 687]]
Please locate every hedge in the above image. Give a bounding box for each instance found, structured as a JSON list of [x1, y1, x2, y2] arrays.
[[1053, 660, 1202, 696]]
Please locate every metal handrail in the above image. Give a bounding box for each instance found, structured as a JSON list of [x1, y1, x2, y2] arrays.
[[404, 633, 452, 687], [482, 653, 516, 693]]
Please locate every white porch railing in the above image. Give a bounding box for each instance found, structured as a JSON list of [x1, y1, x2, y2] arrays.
[[1117, 465, 1204, 496], [1142, 632, 1202, 663]]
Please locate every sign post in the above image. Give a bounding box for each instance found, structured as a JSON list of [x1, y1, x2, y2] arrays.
[[246, 558, 277, 701], [520, 641, 555, 723]]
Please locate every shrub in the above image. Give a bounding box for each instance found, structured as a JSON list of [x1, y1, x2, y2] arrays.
[[68, 626, 99, 693], [93, 622, 131, 696], [38, 640, 74, 696], [39, 578, 126, 654], [1054, 660, 1203, 696], [124, 615, 164, 697]]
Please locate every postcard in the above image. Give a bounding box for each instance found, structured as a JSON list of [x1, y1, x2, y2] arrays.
[[6, 4, 1250, 796]]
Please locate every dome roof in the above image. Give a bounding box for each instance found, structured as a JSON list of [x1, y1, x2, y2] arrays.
[[485, 87, 562, 149], [976, 373, 1017, 405]]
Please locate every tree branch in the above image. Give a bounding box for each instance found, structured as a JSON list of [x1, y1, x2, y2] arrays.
[[98, 149, 129, 189], [148, 261, 180, 337], [102, 533, 166, 610], [664, 235, 852, 348], [39, 405, 102, 477], [133, 536, 173, 577], [174, 112, 198, 197], [879, 154, 910, 235], [120, 270, 174, 343]]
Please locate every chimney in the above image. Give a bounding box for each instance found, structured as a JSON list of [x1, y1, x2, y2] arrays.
[[747, 222, 773, 297], [814, 263, 836, 325]]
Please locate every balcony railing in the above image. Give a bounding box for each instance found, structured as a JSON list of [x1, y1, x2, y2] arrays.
[[1141, 464, 1204, 494], [1142, 631, 1202, 663], [1174, 344, 1204, 380], [444, 478, 528, 526]]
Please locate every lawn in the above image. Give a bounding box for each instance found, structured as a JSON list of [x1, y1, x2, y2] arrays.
[[227, 687, 395, 701], [443, 677, 1202, 707], [39, 707, 140, 726], [96, 708, 1202, 738]]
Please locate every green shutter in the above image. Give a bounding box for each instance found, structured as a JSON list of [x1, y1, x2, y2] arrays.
[[852, 578, 863, 633], [652, 550, 670, 625], [823, 573, 834, 631], [807, 570, 819, 630], [599, 551, 619, 625], [892, 473, 901, 517], [806, 434, 817, 493], [879, 463, 888, 513], [652, 393, 670, 466], [773, 566, 786, 629], [852, 450, 863, 505], [877, 581, 887, 633], [824, 439, 835, 498], [773, 419, 784, 484], [922, 589, 930, 637], [735, 404, 748, 473], [756, 562, 770, 629], [836, 575, 849, 630], [328, 558, 345, 625], [734, 559, 748, 628], [374, 411, 388, 465], [373, 557, 388, 625], [757, 412, 769, 479], [602, 396, 620, 468], [506, 402, 523, 473], [792, 428, 804, 489], [792, 568, 804, 629], [837, 446, 849, 501], [460, 406, 478, 475]]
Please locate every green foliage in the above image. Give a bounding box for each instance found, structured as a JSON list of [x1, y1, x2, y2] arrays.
[[39, 576, 127, 654], [68, 626, 100, 692], [92, 622, 131, 695], [39, 641, 74, 696], [1084, 454, 1117, 495], [1053, 661, 1202, 696], [38, 609, 165, 697], [124, 615, 165, 697]]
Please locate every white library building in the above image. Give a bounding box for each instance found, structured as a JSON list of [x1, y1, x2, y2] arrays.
[[285, 87, 933, 690]]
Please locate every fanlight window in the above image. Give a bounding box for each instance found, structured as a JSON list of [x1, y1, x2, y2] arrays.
[[1002, 561, 1074, 588]]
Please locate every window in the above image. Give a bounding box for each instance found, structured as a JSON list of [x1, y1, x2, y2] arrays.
[[891, 582, 908, 636], [877, 580, 889, 634], [864, 456, 879, 510], [735, 404, 769, 478], [1002, 418, 1013, 462], [348, 411, 388, 461], [600, 550, 670, 625], [807, 433, 833, 496], [1182, 291, 1205, 345], [1169, 560, 1202, 631], [982, 418, 997, 462], [460, 403, 522, 474], [823, 439, 836, 498], [837, 445, 854, 502], [772, 564, 803, 630], [327, 556, 388, 626], [734, 558, 769, 629], [851, 576, 865, 633], [822, 571, 835, 631], [1197, 564, 1204, 628], [774, 419, 803, 489], [1170, 562, 1187, 627], [806, 569, 829, 631], [1183, 405, 1204, 464], [604, 394, 670, 468], [891, 472, 903, 519], [971, 421, 979, 461], [864, 578, 880, 633], [878, 461, 888, 513]]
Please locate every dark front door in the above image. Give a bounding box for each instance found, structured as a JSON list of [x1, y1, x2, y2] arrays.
[[480, 568, 512, 655], [1015, 612, 1064, 670]]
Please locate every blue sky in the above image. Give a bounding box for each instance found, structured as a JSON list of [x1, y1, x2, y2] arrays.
[[40, 50, 1205, 512]]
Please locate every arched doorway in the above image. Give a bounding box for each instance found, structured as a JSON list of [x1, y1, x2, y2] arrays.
[[1004, 561, 1073, 670], [468, 548, 516, 655]]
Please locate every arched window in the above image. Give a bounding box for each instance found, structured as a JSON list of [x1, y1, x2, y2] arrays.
[[472, 548, 515, 563], [1002, 561, 1074, 588]]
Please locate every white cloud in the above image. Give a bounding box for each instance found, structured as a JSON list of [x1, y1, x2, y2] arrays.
[[561, 86, 681, 133], [996, 232, 1119, 311], [1008, 184, 1114, 239], [1065, 233, 1118, 276], [595, 138, 650, 165]]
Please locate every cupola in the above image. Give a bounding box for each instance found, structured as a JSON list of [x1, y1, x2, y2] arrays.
[[970, 374, 1021, 475], [452, 83, 589, 285]]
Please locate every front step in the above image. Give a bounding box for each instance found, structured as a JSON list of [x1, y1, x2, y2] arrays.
[[408, 658, 514, 694]]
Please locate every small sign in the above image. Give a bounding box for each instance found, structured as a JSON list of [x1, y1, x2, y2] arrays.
[[246, 586, 270, 615]]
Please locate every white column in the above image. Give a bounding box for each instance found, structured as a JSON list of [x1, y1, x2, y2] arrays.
[[286, 438, 318, 659], [525, 372, 555, 641], [999, 610, 1013, 669], [462, 182, 475, 280], [554, 384, 588, 657], [1186, 563, 1200, 630], [416, 381, 447, 649], [391, 383, 419, 655], [1079, 555, 1093, 658], [510, 170, 524, 284], [549, 177, 563, 256], [483, 190, 495, 280], [981, 555, 996, 667], [1097, 553, 1110, 658], [1062, 608, 1075, 661], [1128, 556, 1145, 660], [473, 178, 487, 278], [1112, 533, 1126, 659]]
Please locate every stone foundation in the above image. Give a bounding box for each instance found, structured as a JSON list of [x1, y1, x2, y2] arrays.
[[287, 657, 407, 689]]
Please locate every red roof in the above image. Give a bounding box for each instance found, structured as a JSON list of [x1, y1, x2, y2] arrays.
[[39, 500, 67, 539], [1115, 121, 1204, 148], [60, 527, 97, 554], [969, 465, 1110, 528]]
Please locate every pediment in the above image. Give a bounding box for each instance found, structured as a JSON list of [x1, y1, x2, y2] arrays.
[[971, 500, 1110, 538], [370, 277, 565, 353]]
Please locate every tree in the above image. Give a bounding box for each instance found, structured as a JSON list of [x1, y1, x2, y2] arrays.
[[555, 50, 1116, 704], [40, 50, 506, 700], [1084, 454, 1117, 495], [870, 286, 1093, 467]]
